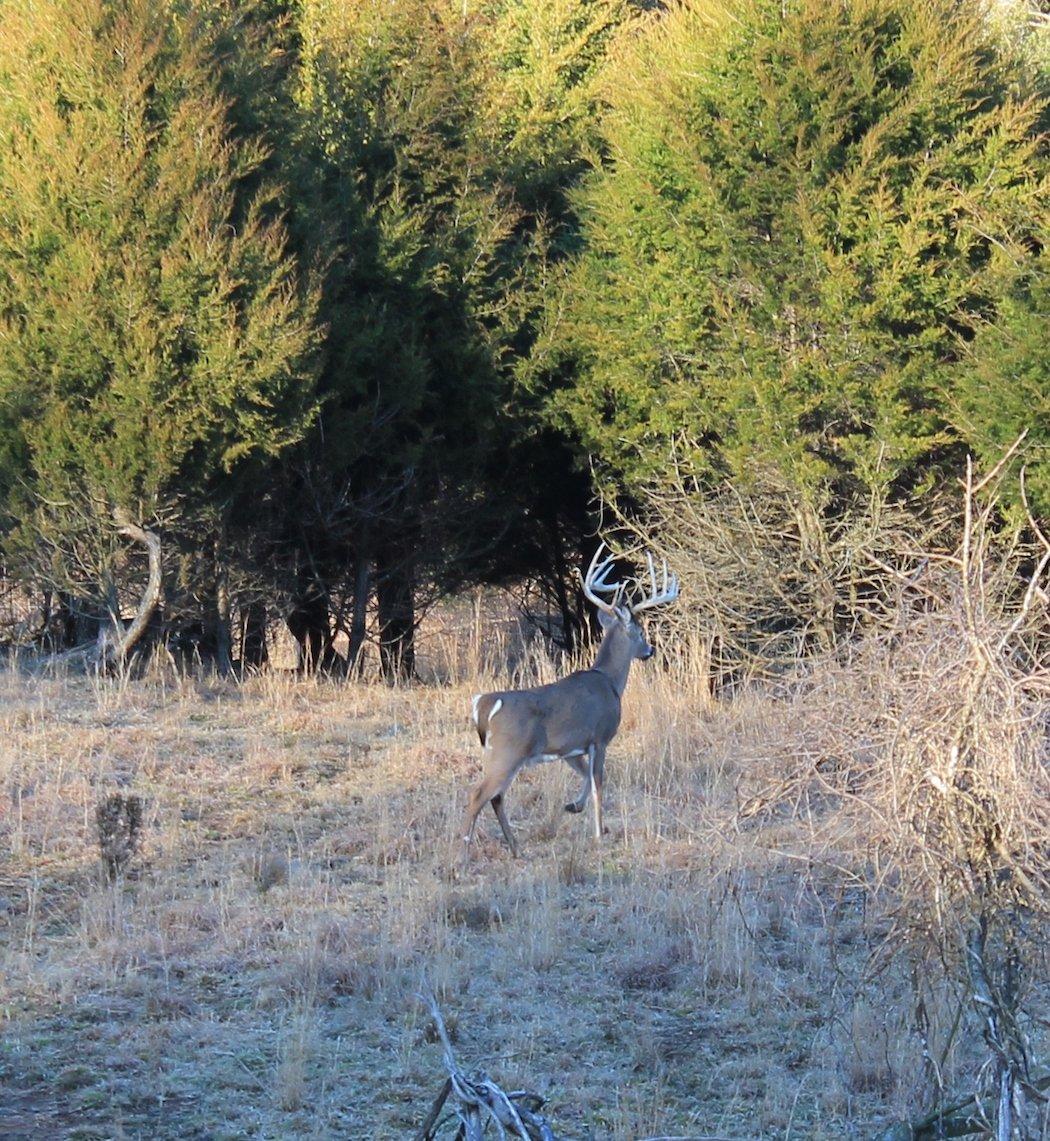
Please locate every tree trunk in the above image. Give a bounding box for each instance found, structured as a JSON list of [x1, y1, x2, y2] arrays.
[[347, 554, 370, 676], [546, 517, 581, 652], [376, 548, 414, 683], [50, 592, 82, 649], [213, 534, 232, 677], [241, 602, 269, 670], [96, 513, 163, 672], [287, 584, 346, 675], [287, 588, 328, 673]]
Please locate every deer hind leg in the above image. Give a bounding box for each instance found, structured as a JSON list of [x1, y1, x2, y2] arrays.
[[562, 752, 591, 814], [489, 794, 518, 858], [460, 760, 521, 858]]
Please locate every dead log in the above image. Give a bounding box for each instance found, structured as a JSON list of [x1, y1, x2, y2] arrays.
[[98, 510, 163, 670]]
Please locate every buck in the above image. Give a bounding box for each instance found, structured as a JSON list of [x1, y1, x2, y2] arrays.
[[461, 544, 679, 857]]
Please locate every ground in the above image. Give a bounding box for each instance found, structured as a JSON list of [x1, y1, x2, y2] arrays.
[[0, 633, 1040, 1140]]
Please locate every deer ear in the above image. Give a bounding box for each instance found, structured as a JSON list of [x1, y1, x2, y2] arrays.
[[596, 608, 618, 631]]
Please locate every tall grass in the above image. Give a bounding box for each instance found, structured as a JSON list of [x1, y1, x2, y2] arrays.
[[0, 468, 1047, 1137]]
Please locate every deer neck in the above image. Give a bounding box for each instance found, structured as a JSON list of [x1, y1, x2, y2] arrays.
[[591, 625, 633, 697]]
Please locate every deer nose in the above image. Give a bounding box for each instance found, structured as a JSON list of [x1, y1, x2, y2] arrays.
[[641, 645, 655, 660]]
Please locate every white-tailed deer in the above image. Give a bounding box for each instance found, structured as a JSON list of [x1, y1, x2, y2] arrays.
[[461, 544, 679, 857]]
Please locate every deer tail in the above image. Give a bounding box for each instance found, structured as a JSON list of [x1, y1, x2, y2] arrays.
[[471, 693, 503, 747]]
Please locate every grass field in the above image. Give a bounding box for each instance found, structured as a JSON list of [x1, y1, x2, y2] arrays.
[[0, 613, 1045, 1139]]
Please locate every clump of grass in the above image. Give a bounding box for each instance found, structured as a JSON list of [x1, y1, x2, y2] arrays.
[[95, 792, 143, 881], [253, 849, 290, 893]]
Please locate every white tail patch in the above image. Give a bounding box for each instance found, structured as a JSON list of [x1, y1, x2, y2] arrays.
[[483, 699, 504, 749]]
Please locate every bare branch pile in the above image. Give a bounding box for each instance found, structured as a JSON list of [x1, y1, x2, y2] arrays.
[[417, 987, 559, 1141]]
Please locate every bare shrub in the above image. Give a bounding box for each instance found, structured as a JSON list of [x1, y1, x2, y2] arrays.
[[742, 447, 1049, 1137], [615, 448, 950, 685]]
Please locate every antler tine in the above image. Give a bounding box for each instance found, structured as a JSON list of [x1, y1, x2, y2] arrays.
[[588, 545, 619, 591], [629, 549, 680, 614], [581, 542, 629, 617]]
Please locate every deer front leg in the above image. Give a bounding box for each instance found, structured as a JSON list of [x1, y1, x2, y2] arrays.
[[590, 744, 607, 841]]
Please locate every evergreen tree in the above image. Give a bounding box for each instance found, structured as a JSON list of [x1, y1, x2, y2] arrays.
[[478, 0, 629, 214], [282, 0, 580, 674], [543, 0, 1047, 506], [466, 0, 636, 649], [952, 252, 1049, 520], [0, 0, 321, 645], [278, 0, 638, 670]]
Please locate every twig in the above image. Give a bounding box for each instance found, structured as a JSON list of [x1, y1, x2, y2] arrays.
[[417, 1077, 453, 1141]]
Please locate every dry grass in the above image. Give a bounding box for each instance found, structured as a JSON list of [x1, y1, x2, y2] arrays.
[[0, 595, 1046, 1139]]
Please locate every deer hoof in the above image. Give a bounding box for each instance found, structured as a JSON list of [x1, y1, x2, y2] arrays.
[[564, 802, 583, 814]]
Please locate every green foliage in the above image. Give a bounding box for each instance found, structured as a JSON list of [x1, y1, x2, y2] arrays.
[[951, 253, 1049, 520], [477, 0, 631, 212], [288, 0, 635, 469], [0, 0, 320, 584], [543, 0, 1047, 506], [0, 0, 1045, 651], [292, 0, 517, 479]]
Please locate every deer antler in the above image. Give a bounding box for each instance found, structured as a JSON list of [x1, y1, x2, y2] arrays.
[[628, 551, 680, 614], [580, 542, 629, 617]]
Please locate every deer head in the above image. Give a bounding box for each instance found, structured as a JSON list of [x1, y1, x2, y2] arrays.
[[581, 542, 680, 662]]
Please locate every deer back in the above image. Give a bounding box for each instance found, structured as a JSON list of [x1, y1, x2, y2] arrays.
[[474, 671, 621, 759]]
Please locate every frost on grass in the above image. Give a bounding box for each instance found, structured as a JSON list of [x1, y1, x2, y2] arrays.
[[0, 478, 1046, 1138]]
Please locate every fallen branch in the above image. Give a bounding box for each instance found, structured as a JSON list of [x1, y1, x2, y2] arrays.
[[100, 510, 163, 670], [417, 985, 559, 1141], [878, 1068, 1050, 1139]]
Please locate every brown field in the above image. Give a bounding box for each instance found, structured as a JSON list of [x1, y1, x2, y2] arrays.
[[0, 612, 1045, 1140]]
